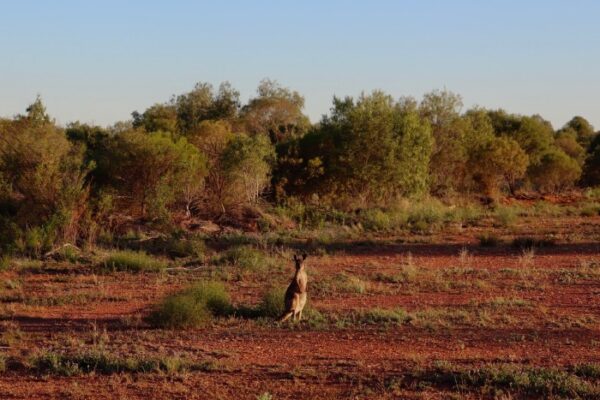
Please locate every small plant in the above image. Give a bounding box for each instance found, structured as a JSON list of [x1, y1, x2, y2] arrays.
[[148, 281, 232, 328], [354, 308, 412, 325], [0, 255, 11, 271], [494, 206, 518, 227], [215, 245, 272, 273], [257, 287, 286, 318], [256, 392, 273, 400], [102, 250, 167, 273], [30, 350, 195, 376], [518, 248, 536, 267], [458, 247, 472, 268]]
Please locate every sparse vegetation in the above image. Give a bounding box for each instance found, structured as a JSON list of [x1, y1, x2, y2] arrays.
[[102, 250, 167, 273]]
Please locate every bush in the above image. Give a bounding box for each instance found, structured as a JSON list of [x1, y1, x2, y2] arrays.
[[215, 245, 271, 272], [0, 255, 11, 271], [494, 206, 519, 227], [149, 281, 232, 328], [258, 287, 286, 318], [102, 250, 167, 272]]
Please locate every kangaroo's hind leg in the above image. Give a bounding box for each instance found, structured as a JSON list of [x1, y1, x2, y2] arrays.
[[278, 311, 294, 322]]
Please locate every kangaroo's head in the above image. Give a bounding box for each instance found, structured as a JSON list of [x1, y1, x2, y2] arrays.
[[293, 253, 308, 271]]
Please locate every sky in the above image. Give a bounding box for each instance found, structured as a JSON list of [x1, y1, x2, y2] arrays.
[[1, 0, 599, 129]]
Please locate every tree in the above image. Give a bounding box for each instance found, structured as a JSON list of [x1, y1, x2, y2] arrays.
[[187, 121, 274, 216], [240, 79, 310, 143], [103, 131, 207, 220], [529, 149, 581, 193], [276, 91, 432, 207], [582, 135, 600, 186], [132, 103, 178, 133], [0, 99, 89, 252], [419, 90, 468, 195], [561, 116, 595, 149], [470, 136, 529, 198], [175, 82, 240, 135], [221, 133, 274, 206], [555, 128, 586, 166]]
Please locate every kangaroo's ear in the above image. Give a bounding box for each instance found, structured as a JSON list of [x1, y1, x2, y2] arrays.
[[302, 253, 308, 260]]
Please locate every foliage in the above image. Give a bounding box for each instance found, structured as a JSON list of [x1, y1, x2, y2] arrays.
[[0, 98, 89, 252], [148, 281, 232, 328], [102, 250, 167, 272], [529, 148, 582, 193]]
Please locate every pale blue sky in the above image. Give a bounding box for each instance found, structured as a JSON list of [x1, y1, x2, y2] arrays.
[[1, 0, 599, 129]]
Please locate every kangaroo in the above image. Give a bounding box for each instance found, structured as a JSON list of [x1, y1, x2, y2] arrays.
[[278, 253, 308, 322]]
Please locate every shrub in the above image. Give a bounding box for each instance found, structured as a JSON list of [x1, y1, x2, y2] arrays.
[[0, 255, 11, 271], [494, 205, 519, 227], [258, 287, 286, 318], [149, 281, 232, 328], [215, 245, 271, 272], [579, 203, 600, 217], [360, 208, 393, 231], [102, 250, 167, 272]]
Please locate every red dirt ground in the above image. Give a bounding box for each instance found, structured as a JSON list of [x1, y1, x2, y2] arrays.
[[0, 215, 599, 399]]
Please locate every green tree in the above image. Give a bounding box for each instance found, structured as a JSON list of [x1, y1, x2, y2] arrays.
[[176, 82, 240, 135], [240, 79, 310, 143], [529, 149, 581, 193], [103, 131, 207, 220], [470, 136, 529, 198], [582, 135, 600, 186], [561, 116, 595, 149], [277, 91, 432, 207], [419, 90, 473, 195], [0, 99, 89, 252], [132, 103, 178, 133]]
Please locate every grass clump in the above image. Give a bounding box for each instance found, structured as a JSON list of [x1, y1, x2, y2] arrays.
[[30, 350, 195, 376], [102, 250, 166, 272], [356, 308, 412, 325], [149, 281, 232, 328], [493, 205, 519, 227], [0, 255, 12, 271], [215, 245, 272, 273], [257, 287, 286, 318], [415, 363, 600, 398]]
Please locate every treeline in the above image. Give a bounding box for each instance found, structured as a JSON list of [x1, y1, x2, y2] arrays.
[[1, 80, 599, 253]]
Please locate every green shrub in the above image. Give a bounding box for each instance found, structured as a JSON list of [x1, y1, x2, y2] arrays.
[[215, 245, 271, 272], [360, 209, 393, 232], [494, 206, 519, 227], [258, 287, 286, 318], [0, 255, 11, 271], [574, 363, 600, 379], [102, 250, 167, 272], [149, 281, 232, 328], [164, 238, 205, 258], [579, 203, 600, 217]]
